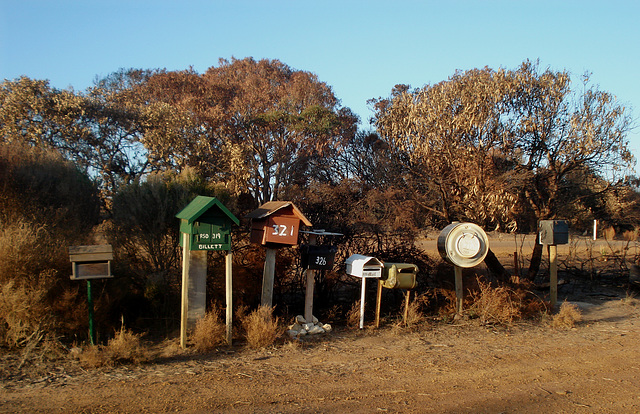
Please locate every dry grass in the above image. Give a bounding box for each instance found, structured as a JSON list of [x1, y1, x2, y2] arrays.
[[603, 226, 616, 241], [551, 301, 583, 329], [470, 280, 524, 326], [403, 296, 426, 328], [242, 306, 281, 349], [78, 328, 148, 368], [346, 300, 361, 329], [192, 308, 226, 351], [0, 280, 51, 349]]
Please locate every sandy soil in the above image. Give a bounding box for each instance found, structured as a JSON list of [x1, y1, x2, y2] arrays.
[[2, 235, 640, 413]]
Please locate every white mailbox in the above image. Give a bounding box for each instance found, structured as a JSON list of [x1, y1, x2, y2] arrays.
[[345, 254, 384, 329], [345, 254, 383, 278]]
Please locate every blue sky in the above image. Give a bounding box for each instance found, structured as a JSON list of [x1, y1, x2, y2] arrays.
[[1, 0, 639, 171]]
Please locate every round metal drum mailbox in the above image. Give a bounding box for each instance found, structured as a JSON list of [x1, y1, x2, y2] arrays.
[[437, 222, 489, 268]]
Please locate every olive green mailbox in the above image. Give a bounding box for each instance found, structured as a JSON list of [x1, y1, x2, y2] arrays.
[[177, 196, 240, 251], [175, 196, 239, 348]]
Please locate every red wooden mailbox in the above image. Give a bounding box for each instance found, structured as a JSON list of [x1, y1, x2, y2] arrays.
[[246, 201, 312, 247]]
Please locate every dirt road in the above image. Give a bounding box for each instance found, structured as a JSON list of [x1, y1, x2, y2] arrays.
[[2, 296, 639, 413]]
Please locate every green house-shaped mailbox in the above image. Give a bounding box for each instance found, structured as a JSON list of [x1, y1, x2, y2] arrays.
[[176, 196, 240, 251]]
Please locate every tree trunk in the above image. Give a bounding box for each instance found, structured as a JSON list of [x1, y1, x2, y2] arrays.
[[483, 248, 511, 283], [526, 241, 543, 280]]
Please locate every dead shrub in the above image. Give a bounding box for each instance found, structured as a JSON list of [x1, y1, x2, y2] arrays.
[[0, 280, 51, 348], [242, 306, 281, 349], [470, 280, 523, 326], [402, 296, 426, 329], [603, 226, 615, 241], [193, 308, 226, 351], [346, 300, 361, 329], [551, 301, 583, 329], [78, 328, 148, 368]]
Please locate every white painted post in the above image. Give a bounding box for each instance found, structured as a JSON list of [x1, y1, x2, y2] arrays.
[[359, 278, 366, 329], [593, 220, 597, 241]]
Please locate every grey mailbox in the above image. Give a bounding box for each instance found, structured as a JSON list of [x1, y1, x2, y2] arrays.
[[538, 220, 569, 245]]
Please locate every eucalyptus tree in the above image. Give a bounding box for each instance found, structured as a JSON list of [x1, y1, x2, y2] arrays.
[[372, 70, 519, 230], [139, 58, 358, 205], [373, 60, 635, 278], [0, 74, 151, 205]]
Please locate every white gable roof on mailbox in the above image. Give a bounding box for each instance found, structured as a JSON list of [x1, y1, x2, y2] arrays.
[[345, 254, 384, 278]]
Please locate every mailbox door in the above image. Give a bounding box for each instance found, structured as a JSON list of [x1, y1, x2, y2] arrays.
[[191, 220, 231, 251], [361, 266, 382, 278], [264, 216, 300, 245], [301, 245, 337, 270]]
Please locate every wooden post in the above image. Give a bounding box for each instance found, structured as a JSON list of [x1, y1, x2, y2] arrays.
[[359, 278, 367, 329], [403, 290, 411, 326], [87, 280, 95, 345], [514, 251, 519, 278], [549, 244, 558, 307], [261, 247, 277, 308], [304, 233, 318, 323], [375, 280, 383, 328], [454, 265, 464, 314], [180, 232, 190, 349], [225, 251, 233, 345]]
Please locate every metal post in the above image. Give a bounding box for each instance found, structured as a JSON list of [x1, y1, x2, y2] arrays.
[[359, 278, 366, 329], [454, 266, 464, 314], [87, 280, 95, 345]]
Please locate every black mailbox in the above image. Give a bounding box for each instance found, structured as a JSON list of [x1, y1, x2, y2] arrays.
[[301, 244, 337, 270]]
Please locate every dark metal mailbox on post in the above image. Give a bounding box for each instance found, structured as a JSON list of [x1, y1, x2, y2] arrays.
[[301, 244, 337, 270], [246, 201, 312, 247], [69, 245, 113, 280], [538, 220, 569, 245]]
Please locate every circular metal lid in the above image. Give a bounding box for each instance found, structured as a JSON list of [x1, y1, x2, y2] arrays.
[[437, 222, 489, 268]]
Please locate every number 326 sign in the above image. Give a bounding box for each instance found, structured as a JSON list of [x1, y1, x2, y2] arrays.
[[301, 245, 337, 270]]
